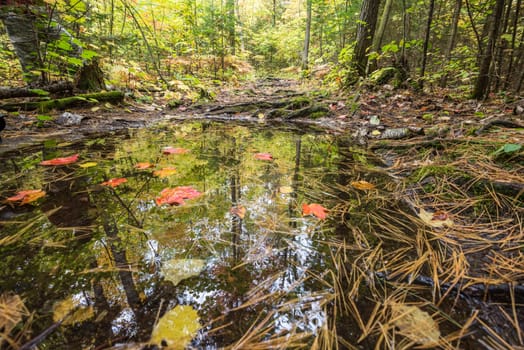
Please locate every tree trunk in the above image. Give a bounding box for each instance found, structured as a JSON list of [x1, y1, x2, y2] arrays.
[[419, 0, 436, 89], [472, 0, 506, 100], [302, 0, 312, 70], [504, 0, 521, 89], [75, 59, 106, 91], [372, 0, 393, 53], [353, 0, 381, 76], [226, 0, 236, 55], [440, 0, 462, 87], [0, 10, 45, 84]]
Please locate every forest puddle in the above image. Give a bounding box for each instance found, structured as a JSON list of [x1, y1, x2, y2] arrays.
[[0, 121, 522, 349]]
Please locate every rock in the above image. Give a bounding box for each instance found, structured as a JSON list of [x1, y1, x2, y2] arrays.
[[56, 112, 85, 126]]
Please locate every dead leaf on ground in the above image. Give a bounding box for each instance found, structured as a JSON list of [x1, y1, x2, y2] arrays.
[[351, 180, 376, 190], [390, 303, 440, 346], [419, 208, 454, 227]]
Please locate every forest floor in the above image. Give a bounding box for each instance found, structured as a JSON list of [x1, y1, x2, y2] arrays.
[[1, 78, 523, 347], [1, 77, 522, 154]]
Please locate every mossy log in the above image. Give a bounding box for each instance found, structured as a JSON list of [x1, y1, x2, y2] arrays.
[[0, 91, 124, 112]]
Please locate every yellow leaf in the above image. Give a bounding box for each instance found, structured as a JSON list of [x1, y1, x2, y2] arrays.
[[351, 180, 376, 190], [151, 305, 201, 349], [53, 296, 93, 325], [279, 186, 294, 194], [419, 208, 454, 228], [391, 303, 440, 346], [153, 167, 177, 178], [79, 162, 97, 168], [230, 205, 247, 219], [161, 259, 206, 286]]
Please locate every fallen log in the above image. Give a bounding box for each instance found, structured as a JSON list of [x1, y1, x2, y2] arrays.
[[0, 81, 74, 99], [0, 91, 124, 112]]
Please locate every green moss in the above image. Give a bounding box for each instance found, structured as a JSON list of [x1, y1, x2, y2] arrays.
[[410, 165, 460, 183], [287, 96, 312, 109], [309, 111, 327, 119]]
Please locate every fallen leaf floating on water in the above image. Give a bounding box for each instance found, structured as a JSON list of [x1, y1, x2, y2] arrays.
[[418, 208, 454, 228], [150, 305, 201, 349], [351, 180, 376, 190], [156, 186, 202, 206], [153, 167, 177, 178], [101, 178, 127, 188], [390, 303, 440, 346], [230, 205, 247, 219], [163, 146, 189, 155], [40, 154, 79, 166], [134, 162, 153, 169], [6, 189, 46, 205], [254, 153, 273, 161], [302, 203, 327, 220]]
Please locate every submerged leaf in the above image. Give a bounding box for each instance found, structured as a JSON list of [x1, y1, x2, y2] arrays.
[[163, 146, 189, 155], [101, 178, 127, 188], [153, 167, 177, 178], [150, 305, 201, 349], [53, 296, 93, 326], [6, 189, 46, 205], [156, 186, 202, 206], [302, 203, 327, 220], [419, 208, 454, 228], [230, 205, 247, 219], [390, 303, 440, 346], [279, 186, 294, 194], [161, 259, 206, 286], [40, 154, 79, 166], [351, 180, 376, 190], [254, 153, 273, 161]]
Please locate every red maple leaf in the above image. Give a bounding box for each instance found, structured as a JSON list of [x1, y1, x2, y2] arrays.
[[101, 178, 127, 188], [302, 203, 327, 220], [254, 153, 273, 161], [156, 186, 202, 206], [163, 147, 189, 155], [40, 154, 79, 166], [6, 189, 46, 205]]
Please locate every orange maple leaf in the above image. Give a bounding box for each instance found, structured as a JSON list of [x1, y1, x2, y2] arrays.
[[40, 154, 79, 166], [302, 203, 327, 220], [6, 189, 46, 205], [101, 178, 127, 188], [135, 162, 153, 169]]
